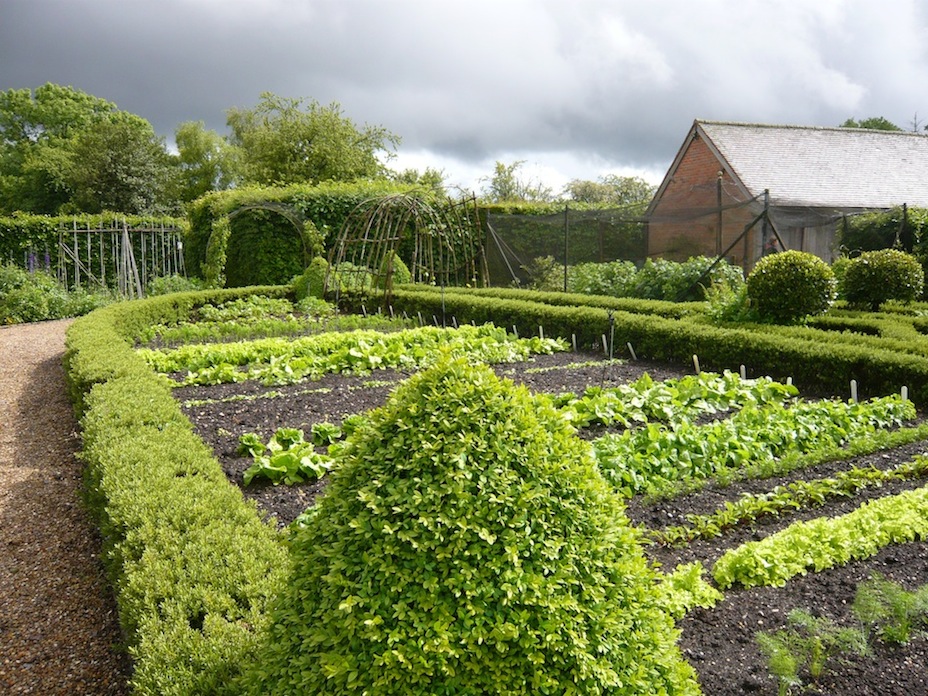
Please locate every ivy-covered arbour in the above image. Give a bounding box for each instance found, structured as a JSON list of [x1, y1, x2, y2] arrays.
[[205, 201, 322, 287], [326, 192, 486, 303]]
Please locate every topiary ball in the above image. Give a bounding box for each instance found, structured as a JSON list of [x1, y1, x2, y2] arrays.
[[746, 250, 836, 323], [842, 248, 925, 311], [245, 357, 699, 695]]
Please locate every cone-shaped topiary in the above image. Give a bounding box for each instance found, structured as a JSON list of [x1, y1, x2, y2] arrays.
[[376, 251, 412, 290], [242, 357, 700, 695], [292, 255, 330, 300]]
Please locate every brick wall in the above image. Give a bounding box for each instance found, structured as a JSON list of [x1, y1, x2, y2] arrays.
[[647, 132, 759, 271]]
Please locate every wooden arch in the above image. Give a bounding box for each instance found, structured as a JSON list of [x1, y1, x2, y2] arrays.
[[326, 192, 484, 304]]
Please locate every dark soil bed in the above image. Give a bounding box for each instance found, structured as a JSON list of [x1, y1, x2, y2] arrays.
[[176, 351, 928, 695]]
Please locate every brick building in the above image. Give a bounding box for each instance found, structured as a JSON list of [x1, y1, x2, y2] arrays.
[[646, 120, 928, 272]]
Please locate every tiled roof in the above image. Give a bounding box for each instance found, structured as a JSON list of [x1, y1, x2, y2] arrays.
[[698, 120, 928, 209]]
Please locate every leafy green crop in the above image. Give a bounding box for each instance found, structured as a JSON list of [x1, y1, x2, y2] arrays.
[[137, 294, 415, 346], [555, 370, 797, 429], [652, 457, 928, 546], [594, 395, 914, 497], [239, 428, 334, 486], [141, 323, 567, 386], [657, 562, 723, 620], [713, 482, 928, 589]]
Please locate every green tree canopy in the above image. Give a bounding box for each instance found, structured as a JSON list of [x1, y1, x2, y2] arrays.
[[479, 160, 555, 203], [65, 112, 175, 214], [0, 83, 177, 214], [173, 120, 237, 202], [563, 174, 655, 208], [390, 166, 447, 196], [226, 92, 400, 186], [840, 116, 902, 131]]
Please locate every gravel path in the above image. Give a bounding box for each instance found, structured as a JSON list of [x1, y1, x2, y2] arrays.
[[0, 320, 131, 695]]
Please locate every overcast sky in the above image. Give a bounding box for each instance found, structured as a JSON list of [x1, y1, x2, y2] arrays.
[[3, 0, 928, 193]]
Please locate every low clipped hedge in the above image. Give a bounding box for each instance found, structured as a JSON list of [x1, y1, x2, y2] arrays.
[[370, 287, 928, 405], [398, 283, 703, 319], [64, 288, 292, 695]]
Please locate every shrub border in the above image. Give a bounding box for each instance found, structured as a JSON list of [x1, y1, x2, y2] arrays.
[[64, 286, 291, 695]]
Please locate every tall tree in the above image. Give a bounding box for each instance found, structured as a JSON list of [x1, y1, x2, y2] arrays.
[[226, 92, 399, 186], [64, 112, 175, 214], [0, 84, 119, 213], [479, 160, 554, 203], [840, 116, 902, 131], [563, 174, 655, 208], [390, 166, 447, 196], [0, 83, 177, 214], [174, 120, 236, 202]]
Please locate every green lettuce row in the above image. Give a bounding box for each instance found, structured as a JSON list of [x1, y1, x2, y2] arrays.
[[593, 396, 915, 497], [140, 323, 567, 386], [713, 482, 928, 590], [555, 370, 797, 429], [651, 457, 928, 547]]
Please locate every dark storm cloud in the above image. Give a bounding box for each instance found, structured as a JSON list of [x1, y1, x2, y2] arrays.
[[3, 0, 928, 189]]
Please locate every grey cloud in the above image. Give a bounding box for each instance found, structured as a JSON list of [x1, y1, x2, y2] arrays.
[[3, 0, 928, 185]]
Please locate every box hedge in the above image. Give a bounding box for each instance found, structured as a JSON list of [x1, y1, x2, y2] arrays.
[[65, 290, 291, 695], [242, 357, 700, 694]]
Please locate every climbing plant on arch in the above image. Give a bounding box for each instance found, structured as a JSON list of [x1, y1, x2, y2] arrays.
[[204, 201, 323, 287], [326, 192, 486, 302]]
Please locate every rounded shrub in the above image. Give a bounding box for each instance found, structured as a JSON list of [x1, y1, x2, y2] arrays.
[[244, 357, 699, 695], [746, 250, 836, 323], [292, 256, 330, 300], [842, 248, 925, 311]]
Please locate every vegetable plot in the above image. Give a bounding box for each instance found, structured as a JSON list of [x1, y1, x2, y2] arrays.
[[141, 323, 567, 386], [169, 323, 928, 695], [593, 395, 914, 497]]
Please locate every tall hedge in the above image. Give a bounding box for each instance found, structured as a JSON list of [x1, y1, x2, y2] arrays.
[[185, 181, 420, 284], [243, 357, 699, 695]]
